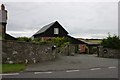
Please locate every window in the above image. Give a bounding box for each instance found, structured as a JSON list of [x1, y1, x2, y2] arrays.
[[54, 28, 59, 34]]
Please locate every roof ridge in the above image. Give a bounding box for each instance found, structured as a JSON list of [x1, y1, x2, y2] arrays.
[[34, 21, 57, 35]]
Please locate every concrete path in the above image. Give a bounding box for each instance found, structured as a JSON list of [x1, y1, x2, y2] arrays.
[[25, 54, 118, 72]]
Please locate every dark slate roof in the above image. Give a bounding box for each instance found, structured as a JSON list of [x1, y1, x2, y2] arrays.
[[34, 21, 56, 35], [67, 35, 87, 44], [5, 33, 17, 40], [78, 39, 100, 46]]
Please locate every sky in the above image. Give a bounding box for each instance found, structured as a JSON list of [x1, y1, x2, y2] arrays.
[[1, 0, 119, 39]]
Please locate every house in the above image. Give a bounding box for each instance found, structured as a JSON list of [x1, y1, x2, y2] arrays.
[[32, 21, 87, 44], [31, 20, 101, 54], [32, 21, 69, 40], [0, 4, 16, 40], [32, 21, 92, 53], [31, 12, 100, 54]]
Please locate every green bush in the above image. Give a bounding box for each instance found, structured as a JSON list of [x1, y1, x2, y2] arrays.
[[16, 37, 72, 46], [101, 34, 120, 49], [31, 38, 41, 43], [16, 37, 31, 42], [51, 37, 70, 47]]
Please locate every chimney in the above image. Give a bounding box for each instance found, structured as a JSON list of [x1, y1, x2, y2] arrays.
[[1, 4, 5, 10], [0, 4, 7, 40]]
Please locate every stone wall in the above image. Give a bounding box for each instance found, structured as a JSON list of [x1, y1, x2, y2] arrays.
[[99, 46, 120, 58], [2, 40, 57, 64]]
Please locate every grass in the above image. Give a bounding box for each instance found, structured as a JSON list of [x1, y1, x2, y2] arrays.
[[87, 40, 102, 44], [0, 64, 26, 73]]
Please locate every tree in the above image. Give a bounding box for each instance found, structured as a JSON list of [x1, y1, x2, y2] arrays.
[[101, 34, 120, 49]]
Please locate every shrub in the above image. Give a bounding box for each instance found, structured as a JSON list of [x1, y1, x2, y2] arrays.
[[51, 37, 70, 47], [101, 34, 120, 49], [16, 37, 31, 42]]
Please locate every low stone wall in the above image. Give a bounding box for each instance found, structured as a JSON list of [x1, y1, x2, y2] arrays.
[[99, 46, 120, 58], [2, 40, 57, 64]]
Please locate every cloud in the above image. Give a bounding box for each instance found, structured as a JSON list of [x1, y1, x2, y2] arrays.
[[3, 0, 119, 2], [3, 2, 118, 38], [71, 33, 108, 39]]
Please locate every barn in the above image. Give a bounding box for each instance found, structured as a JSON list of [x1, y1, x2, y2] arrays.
[[32, 21, 68, 39], [32, 21, 96, 54]]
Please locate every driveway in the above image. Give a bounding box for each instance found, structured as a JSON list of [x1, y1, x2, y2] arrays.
[[25, 54, 118, 72]]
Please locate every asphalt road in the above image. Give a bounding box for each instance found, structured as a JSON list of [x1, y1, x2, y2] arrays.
[[2, 65, 118, 78], [1, 54, 119, 78]]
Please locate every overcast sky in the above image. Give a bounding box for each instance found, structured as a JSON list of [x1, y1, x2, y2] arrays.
[[1, 0, 118, 39]]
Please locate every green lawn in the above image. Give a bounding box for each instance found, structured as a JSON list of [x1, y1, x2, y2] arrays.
[[0, 64, 26, 73]]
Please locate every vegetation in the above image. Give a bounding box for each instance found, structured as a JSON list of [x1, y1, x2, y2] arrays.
[[1, 64, 26, 73], [86, 39, 102, 44], [16, 37, 72, 47], [32, 38, 41, 43], [16, 37, 80, 53], [101, 34, 120, 49], [51, 37, 70, 47], [16, 37, 31, 42]]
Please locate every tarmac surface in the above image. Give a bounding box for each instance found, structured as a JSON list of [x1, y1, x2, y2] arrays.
[[2, 54, 119, 78], [25, 54, 118, 72]]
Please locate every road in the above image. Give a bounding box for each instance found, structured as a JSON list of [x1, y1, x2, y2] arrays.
[[2, 66, 118, 78], [1, 54, 119, 78]]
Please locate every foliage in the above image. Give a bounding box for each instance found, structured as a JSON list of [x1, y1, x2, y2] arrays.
[[16, 37, 31, 42], [31, 38, 42, 43], [51, 37, 70, 47], [86, 39, 102, 44], [16, 36, 72, 47], [101, 34, 120, 49], [32, 38, 41, 42], [17, 37, 49, 45]]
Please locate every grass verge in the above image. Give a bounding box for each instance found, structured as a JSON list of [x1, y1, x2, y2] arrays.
[[0, 64, 26, 73]]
